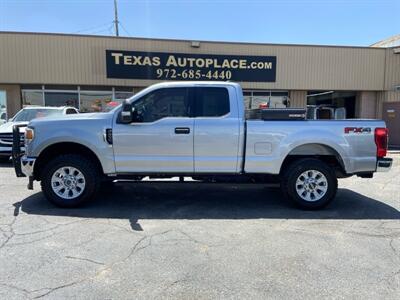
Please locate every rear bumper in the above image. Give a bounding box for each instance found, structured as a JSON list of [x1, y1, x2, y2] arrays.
[[376, 158, 392, 172]]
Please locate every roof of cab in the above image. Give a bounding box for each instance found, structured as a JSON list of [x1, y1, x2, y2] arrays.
[[149, 81, 241, 89], [22, 106, 72, 110]]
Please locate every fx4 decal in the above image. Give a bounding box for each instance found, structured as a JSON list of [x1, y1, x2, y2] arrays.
[[344, 127, 372, 134]]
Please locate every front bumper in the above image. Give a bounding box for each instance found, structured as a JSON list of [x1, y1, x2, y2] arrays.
[[0, 147, 25, 157], [376, 157, 393, 172], [11, 124, 28, 177]]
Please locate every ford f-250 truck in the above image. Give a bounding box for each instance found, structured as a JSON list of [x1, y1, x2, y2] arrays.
[[12, 82, 392, 209]]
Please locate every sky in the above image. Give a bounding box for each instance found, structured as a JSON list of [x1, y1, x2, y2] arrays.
[[0, 0, 399, 46]]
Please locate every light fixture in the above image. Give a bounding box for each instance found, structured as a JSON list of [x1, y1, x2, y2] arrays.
[[191, 41, 200, 48]]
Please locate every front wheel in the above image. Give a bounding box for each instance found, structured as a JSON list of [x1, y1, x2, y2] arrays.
[[281, 158, 338, 210], [41, 154, 101, 208]]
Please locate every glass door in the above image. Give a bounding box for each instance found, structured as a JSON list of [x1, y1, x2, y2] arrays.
[[0, 91, 6, 124]]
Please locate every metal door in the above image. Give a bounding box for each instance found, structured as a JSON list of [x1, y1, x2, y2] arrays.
[[382, 102, 400, 147]]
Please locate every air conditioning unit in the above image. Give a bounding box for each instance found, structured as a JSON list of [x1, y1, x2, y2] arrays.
[[395, 85, 400, 92], [393, 48, 400, 54]]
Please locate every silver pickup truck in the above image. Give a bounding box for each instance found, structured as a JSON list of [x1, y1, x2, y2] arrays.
[[12, 82, 392, 209]]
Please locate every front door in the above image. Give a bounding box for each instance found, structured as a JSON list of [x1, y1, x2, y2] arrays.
[[113, 87, 194, 173]]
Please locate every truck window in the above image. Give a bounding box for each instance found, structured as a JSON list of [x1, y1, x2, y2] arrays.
[[194, 87, 229, 117], [132, 88, 190, 122]]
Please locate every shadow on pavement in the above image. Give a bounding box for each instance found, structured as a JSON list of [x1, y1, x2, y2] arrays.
[[17, 182, 400, 229]]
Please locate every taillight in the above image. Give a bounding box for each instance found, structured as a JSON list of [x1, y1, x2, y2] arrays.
[[374, 128, 388, 158]]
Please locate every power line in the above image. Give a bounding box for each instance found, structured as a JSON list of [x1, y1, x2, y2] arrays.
[[119, 22, 131, 37], [72, 22, 113, 34]]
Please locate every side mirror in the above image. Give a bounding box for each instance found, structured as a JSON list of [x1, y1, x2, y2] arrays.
[[119, 100, 133, 124]]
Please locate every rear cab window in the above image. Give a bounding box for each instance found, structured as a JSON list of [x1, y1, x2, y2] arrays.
[[194, 87, 230, 117]]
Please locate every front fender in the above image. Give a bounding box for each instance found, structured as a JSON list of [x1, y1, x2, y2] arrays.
[[29, 126, 115, 174]]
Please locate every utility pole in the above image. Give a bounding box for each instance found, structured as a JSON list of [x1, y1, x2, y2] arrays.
[[113, 0, 119, 36]]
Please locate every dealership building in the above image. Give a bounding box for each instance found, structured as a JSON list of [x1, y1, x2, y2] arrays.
[[0, 31, 399, 145]]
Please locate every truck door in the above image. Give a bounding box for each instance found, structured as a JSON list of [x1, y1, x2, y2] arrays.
[[193, 86, 241, 173], [113, 87, 194, 173]]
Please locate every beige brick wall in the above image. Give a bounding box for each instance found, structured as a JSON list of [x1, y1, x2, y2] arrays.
[[289, 90, 307, 108], [0, 32, 387, 91], [356, 91, 377, 118]]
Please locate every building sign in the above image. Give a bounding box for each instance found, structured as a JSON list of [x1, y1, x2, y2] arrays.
[[106, 50, 276, 82]]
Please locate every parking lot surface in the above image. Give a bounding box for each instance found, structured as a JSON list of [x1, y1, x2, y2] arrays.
[[0, 154, 399, 299]]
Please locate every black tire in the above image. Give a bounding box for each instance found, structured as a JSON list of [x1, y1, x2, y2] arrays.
[[41, 154, 101, 208], [281, 158, 338, 210]]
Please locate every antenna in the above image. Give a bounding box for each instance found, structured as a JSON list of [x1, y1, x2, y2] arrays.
[[113, 0, 119, 36]]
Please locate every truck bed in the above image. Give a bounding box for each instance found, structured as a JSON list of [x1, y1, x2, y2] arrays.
[[244, 119, 386, 175]]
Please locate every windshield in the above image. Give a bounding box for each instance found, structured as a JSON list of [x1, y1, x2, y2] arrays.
[[13, 108, 64, 122]]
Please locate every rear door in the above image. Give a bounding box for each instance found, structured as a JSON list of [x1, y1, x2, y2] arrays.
[[193, 86, 241, 173]]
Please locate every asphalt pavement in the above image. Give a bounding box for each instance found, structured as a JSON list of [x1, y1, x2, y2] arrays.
[[0, 154, 399, 299]]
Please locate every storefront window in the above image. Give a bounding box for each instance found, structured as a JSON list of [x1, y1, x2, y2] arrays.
[[243, 92, 252, 109], [251, 91, 270, 109], [243, 90, 289, 109], [307, 91, 356, 119], [114, 91, 134, 101], [22, 90, 44, 106], [80, 91, 113, 113], [0, 90, 7, 123], [45, 92, 79, 108]]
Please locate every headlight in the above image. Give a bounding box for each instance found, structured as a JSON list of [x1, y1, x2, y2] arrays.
[[25, 128, 35, 143]]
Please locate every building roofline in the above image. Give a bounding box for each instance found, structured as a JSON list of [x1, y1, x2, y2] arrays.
[[0, 30, 390, 50], [370, 33, 400, 47]]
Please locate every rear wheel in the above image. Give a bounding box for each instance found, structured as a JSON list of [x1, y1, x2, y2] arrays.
[[41, 154, 100, 208], [281, 158, 338, 210]]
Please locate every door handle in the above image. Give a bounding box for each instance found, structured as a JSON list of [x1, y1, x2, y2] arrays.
[[174, 127, 190, 134]]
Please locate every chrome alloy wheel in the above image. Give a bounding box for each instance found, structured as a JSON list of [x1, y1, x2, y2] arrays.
[[295, 170, 328, 202], [51, 166, 86, 200]]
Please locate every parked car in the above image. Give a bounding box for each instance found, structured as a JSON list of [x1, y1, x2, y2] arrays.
[[0, 107, 6, 125], [0, 106, 78, 162], [13, 82, 392, 209]]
